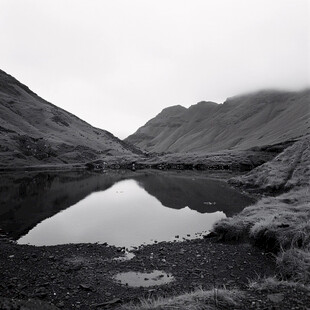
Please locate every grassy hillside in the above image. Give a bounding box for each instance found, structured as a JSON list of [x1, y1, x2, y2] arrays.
[[0, 69, 140, 168], [125, 90, 310, 153], [213, 136, 310, 282]]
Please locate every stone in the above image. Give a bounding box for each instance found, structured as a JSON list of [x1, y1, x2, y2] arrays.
[[79, 284, 92, 291], [267, 293, 284, 303], [57, 301, 65, 308], [92, 298, 122, 307]]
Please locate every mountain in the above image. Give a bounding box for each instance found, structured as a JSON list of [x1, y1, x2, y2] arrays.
[[125, 90, 310, 153], [0, 69, 140, 168]]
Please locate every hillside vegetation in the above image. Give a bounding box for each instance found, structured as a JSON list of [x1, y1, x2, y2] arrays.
[[213, 136, 310, 282], [0, 69, 140, 168], [125, 90, 310, 153]]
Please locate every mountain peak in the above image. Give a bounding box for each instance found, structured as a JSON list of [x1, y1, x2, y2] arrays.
[[160, 104, 187, 113], [189, 101, 218, 110], [125, 90, 310, 153]]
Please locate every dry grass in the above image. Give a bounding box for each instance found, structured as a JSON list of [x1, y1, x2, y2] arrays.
[[248, 276, 310, 291], [118, 288, 243, 310], [230, 137, 310, 191], [276, 248, 310, 283], [213, 137, 310, 283], [213, 188, 310, 283], [213, 188, 310, 247]]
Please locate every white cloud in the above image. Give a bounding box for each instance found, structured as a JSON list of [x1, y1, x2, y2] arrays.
[[0, 0, 309, 138]]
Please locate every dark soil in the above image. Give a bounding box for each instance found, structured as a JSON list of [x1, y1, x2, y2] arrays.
[[1, 235, 310, 309], [0, 232, 303, 310]]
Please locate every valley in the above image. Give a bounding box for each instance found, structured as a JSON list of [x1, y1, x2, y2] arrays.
[[0, 69, 309, 309]]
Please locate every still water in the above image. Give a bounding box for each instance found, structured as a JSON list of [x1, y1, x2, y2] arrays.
[[0, 171, 254, 248], [113, 270, 174, 287], [18, 179, 226, 247]]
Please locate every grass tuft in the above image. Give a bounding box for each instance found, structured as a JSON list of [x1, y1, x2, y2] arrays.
[[213, 138, 310, 284], [248, 276, 310, 291], [119, 288, 244, 310], [276, 248, 310, 283]]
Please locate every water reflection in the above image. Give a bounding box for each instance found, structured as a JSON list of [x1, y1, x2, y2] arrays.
[[18, 179, 225, 247], [0, 171, 129, 239], [0, 171, 255, 247], [134, 173, 254, 216], [113, 270, 174, 287]]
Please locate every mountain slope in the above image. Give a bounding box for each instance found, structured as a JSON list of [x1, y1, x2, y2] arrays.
[[125, 90, 310, 153], [229, 136, 310, 192], [0, 69, 140, 168]]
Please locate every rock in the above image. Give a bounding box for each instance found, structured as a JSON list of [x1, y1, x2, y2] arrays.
[[267, 293, 285, 303], [79, 284, 92, 291], [278, 224, 290, 228], [203, 232, 218, 239], [93, 298, 122, 308], [57, 301, 65, 308], [34, 292, 48, 298]]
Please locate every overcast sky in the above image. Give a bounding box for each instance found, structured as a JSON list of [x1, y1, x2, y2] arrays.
[[0, 0, 309, 139]]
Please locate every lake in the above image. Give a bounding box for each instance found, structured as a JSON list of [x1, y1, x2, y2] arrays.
[[0, 170, 254, 248]]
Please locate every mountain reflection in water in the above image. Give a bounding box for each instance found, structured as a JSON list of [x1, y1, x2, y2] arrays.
[[0, 171, 255, 247], [134, 173, 254, 216]]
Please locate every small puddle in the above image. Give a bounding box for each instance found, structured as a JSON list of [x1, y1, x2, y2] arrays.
[[113, 252, 135, 262], [113, 270, 174, 287]]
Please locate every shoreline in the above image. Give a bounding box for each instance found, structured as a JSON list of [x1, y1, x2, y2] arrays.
[[0, 235, 276, 309], [0, 140, 289, 173], [1, 234, 310, 310], [0, 169, 256, 244], [1, 137, 309, 309]]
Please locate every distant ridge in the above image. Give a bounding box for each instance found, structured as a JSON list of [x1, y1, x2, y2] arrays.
[[125, 89, 310, 153], [0, 69, 140, 168]]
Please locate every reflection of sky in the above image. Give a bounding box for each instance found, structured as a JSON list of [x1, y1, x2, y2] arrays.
[[18, 180, 225, 248], [114, 270, 174, 287]]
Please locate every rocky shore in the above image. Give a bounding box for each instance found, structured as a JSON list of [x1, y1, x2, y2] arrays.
[[1, 233, 310, 310], [0, 235, 270, 309]]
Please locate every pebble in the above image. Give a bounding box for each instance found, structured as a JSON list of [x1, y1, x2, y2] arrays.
[[79, 284, 92, 291]]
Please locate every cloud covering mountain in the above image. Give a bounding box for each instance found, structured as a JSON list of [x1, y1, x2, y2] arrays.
[[125, 90, 310, 153]]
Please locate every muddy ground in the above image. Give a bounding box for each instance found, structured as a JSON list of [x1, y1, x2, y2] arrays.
[[1, 234, 309, 310]]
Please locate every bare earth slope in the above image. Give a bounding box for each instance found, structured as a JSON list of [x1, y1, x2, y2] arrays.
[[0, 69, 139, 168], [125, 90, 310, 153]]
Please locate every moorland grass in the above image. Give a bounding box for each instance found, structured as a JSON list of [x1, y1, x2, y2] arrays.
[[119, 288, 243, 310], [213, 137, 310, 283]]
